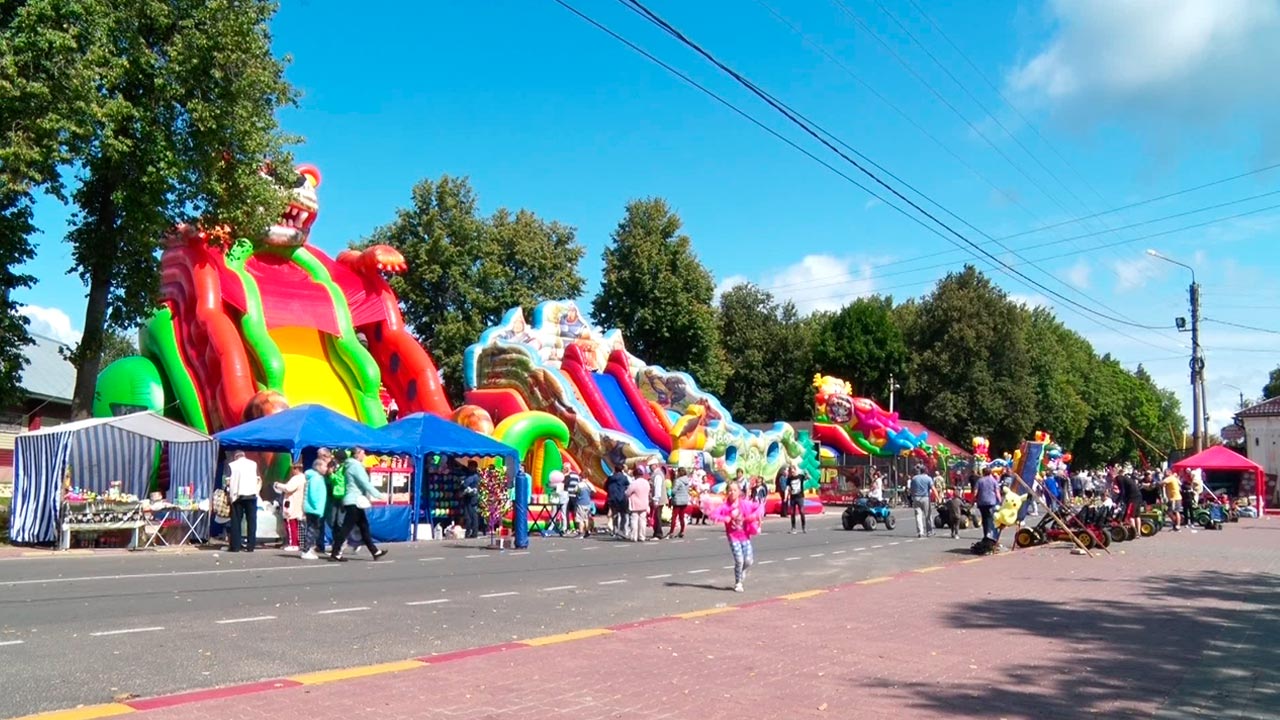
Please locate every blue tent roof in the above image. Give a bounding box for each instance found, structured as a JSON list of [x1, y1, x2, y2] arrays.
[[214, 404, 408, 455], [377, 413, 518, 463]]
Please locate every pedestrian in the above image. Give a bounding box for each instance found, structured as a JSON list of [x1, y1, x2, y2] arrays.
[[909, 465, 934, 538], [574, 474, 595, 539], [325, 449, 347, 550], [227, 450, 261, 553], [650, 463, 668, 540], [605, 466, 629, 538], [272, 463, 306, 552], [707, 482, 763, 593], [669, 468, 691, 538], [626, 467, 650, 542], [565, 470, 582, 536], [461, 461, 481, 539], [732, 468, 747, 494], [301, 458, 328, 559], [774, 464, 789, 518], [1162, 470, 1183, 531], [329, 448, 387, 561], [943, 489, 964, 539], [784, 464, 807, 534], [549, 470, 568, 536], [974, 467, 1000, 542], [752, 476, 768, 504], [1120, 472, 1143, 537]]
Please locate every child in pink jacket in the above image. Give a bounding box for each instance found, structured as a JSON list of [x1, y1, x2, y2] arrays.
[[707, 483, 763, 592]]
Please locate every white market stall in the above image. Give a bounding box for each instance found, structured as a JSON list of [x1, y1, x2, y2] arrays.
[[8, 412, 217, 548]]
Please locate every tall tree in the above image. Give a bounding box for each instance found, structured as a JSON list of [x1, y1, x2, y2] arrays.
[[1023, 307, 1091, 449], [0, 1, 106, 407], [1263, 366, 1280, 399], [5, 0, 299, 418], [901, 266, 1035, 451], [716, 283, 811, 422], [592, 198, 726, 394], [363, 175, 586, 402], [809, 296, 907, 406]]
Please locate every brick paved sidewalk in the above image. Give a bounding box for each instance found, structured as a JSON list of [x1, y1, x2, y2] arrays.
[[45, 520, 1280, 720]]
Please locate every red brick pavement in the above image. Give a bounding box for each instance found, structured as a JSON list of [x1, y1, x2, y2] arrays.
[[56, 521, 1280, 719]]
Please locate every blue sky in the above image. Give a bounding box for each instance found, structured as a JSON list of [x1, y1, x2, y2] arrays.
[[17, 0, 1280, 433]]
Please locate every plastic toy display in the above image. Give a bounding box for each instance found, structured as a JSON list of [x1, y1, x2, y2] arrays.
[[811, 374, 930, 458]]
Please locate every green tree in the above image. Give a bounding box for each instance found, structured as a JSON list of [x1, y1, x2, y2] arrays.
[[1023, 307, 1091, 449], [809, 296, 907, 405], [716, 283, 811, 422], [901, 266, 1035, 451], [1263, 366, 1280, 399], [4, 0, 299, 418], [0, 1, 108, 407], [591, 198, 726, 394], [363, 175, 586, 402]]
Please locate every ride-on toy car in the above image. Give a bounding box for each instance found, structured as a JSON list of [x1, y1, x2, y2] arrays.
[[843, 498, 896, 531]]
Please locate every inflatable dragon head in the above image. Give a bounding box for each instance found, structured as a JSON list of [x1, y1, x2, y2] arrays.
[[263, 163, 321, 248]]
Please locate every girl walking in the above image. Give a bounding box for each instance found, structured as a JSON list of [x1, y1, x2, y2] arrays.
[[626, 468, 651, 542], [273, 463, 306, 552], [707, 483, 763, 592]]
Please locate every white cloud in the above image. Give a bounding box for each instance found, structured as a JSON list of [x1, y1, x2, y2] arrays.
[[1065, 259, 1091, 289], [1111, 255, 1167, 292], [1008, 292, 1051, 309], [713, 274, 749, 304], [763, 254, 877, 314], [1009, 1, 1280, 139], [20, 305, 81, 344], [863, 197, 883, 211]]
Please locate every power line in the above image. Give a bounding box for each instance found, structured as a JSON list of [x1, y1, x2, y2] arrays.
[[609, 0, 1191, 351], [1203, 318, 1280, 336]]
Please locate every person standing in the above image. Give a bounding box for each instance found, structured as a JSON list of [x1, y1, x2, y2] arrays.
[[605, 467, 629, 538], [273, 463, 306, 552], [329, 448, 387, 561], [301, 458, 329, 559], [785, 465, 807, 534], [707, 482, 763, 593], [650, 463, 668, 540], [669, 468, 692, 538], [564, 471, 582, 536], [1162, 470, 1183, 532], [868, 470, 885, 503], [461, 461, 481, 539], [1120, 472, 1143, 537], [909, 465, 934, 539], [974, 468, 1000, 542], [325, 449, 347, 549], [548, 470, 568, 536], [774, 465, 789, 518], [227, 451, 261, 553], [626, 468, 651, 542], [574, 475, 595, 539]]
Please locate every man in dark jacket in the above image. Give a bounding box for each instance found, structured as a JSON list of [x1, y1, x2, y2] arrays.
[[461, 461, 481, 538], [605, 468, 629, 538]]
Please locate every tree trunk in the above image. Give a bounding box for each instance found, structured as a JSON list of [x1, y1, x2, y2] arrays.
[[70, 265, 113, 419]]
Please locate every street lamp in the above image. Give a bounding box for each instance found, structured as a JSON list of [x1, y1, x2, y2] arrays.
[[888, 374, 901, 414], [1147, 249, 1204, 452], [1223, 383, 1246, 411]]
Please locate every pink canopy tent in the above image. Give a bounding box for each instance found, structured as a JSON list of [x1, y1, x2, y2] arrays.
[[1172, 445, 1265, 513]]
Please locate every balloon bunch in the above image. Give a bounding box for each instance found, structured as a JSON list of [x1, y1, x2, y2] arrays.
[[971, 437, 991, 463]]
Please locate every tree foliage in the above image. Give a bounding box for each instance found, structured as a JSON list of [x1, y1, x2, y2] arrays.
[[716, 283, 811, 423], [363, 175, 586, 403], [3, 0, 299, 417], [809, 296, 907, 406], [592, 198, 726, 394], [1263, 366, 1280, 400]]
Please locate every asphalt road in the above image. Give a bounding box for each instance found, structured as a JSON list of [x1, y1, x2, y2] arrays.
[[0, 510, 972, 716]]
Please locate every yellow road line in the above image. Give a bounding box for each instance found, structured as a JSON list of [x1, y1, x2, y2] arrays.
[[779, 589, 827, 600], [12, 703, 134, 720], [960, 558, 984, 564], [855, 576, 893, 585], [675, 607, 738, 619], [288, 659, 425, 685], [521, 628, 613, 646], [914, 565, 945, 573]]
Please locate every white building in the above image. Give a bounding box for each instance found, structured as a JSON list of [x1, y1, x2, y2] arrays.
[[1235, 398, 1280, 507]]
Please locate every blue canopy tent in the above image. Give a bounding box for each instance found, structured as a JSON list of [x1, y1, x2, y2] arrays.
[[377, 413, 519, 540], [213, 404, 405, 456], [213, 405, 417, 543]]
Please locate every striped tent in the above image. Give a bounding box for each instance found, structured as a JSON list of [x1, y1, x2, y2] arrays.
[[9, 412, 216, 545]]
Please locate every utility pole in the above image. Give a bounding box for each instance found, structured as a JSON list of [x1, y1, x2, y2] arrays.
[[888, 373, 899, 414], [1148, 250, 1203, 453]]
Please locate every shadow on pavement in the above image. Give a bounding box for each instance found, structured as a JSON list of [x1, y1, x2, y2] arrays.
[[663, 580, 731, 592], [874, 570, 1280, 718]]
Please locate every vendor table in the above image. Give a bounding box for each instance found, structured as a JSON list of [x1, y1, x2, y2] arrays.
[[139, 504, 209, 549], [60, 500, 146, 550]]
